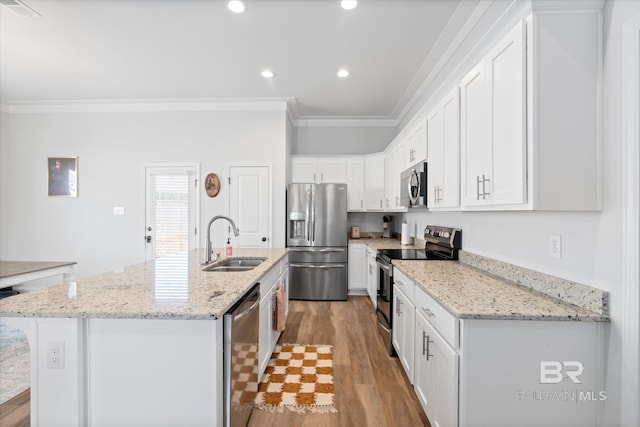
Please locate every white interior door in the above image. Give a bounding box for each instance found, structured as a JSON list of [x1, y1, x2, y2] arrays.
[[228, 165, 270, 248], [144, 165, 198, 261]]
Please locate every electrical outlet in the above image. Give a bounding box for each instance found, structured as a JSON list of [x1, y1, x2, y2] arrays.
[[47, 341, 65, 369], [113, 206, 125, 215], [549, 235, 562, 258]]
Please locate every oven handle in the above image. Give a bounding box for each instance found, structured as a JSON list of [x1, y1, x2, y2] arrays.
[[376, 260, 391, 274]]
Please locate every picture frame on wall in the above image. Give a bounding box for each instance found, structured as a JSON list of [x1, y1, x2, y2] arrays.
[[47, 157, 78, 197]]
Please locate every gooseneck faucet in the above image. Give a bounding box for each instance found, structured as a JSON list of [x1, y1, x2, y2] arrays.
[[203, 215, 240, 265]]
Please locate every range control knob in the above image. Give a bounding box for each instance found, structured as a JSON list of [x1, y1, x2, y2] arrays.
[[443, 231, 450, 238], [424, 228, 431, 236]]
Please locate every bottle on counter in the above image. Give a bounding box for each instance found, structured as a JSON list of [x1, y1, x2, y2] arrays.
[[225, 238, 233, 256]]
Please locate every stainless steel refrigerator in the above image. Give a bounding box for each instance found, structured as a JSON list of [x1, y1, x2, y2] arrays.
[[287, 183, 348, 300]]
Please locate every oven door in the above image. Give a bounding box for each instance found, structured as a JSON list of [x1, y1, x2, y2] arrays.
[[375, 257, 395, 356]]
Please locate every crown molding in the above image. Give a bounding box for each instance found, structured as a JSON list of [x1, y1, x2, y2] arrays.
[[292, 117, 398, 128], [0, 97, 293, 114]]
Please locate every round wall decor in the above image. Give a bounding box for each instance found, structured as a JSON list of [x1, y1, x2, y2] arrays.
[[205, 173, 221, 197]]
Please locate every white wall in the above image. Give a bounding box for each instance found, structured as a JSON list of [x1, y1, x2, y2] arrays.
[[0, 108, 288, 278], [292, 125, 395, 155]]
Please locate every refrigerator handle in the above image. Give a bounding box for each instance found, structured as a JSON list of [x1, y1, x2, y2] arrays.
[[305, 187, 311, 243], [311, 186, 316, 243]]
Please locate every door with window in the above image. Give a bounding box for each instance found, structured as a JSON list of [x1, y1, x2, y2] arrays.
[[228, 165, 270, 248], [144, 165, 198, 261]]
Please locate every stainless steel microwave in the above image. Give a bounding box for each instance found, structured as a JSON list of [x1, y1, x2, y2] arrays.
[[400, 162, 427, 208]]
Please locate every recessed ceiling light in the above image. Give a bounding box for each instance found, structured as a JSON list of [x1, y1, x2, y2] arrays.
[[226, 0, 246, 13], [337, 69, 350, 78], [341, 0, 358, 10], [261, 69, 274, 78]]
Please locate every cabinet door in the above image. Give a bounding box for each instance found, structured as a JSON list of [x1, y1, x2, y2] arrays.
[[346, 159, 365, 211], [364, 154, 385, 210], [486, 20, 526, 205], [367, 255, 377, 308], [441, 88, 460, 208], [424, 315, 459, 427], [258, 291, 273, 379], [410, 119, 428, 164], [291, 157, 318, 183], [460, 62, 490, 207], [319, 158, 347, 183], [427, 106, 444, 207], [414, 312, 436, 421], [393, 284, 415, 384], [348, 243, 367, 293]]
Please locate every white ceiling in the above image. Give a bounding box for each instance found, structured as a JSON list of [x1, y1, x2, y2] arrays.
[[0, 0, 483, 124]]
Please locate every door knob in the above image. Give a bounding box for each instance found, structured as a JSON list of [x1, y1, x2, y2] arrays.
[[145, 235, 152, 243], [262, 237, 267, 242]]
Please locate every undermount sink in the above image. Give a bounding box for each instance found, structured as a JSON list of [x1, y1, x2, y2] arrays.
[[202, 257, 267, 272]]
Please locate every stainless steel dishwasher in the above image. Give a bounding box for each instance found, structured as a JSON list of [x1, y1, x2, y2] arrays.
[[223, 283, 260, 427]]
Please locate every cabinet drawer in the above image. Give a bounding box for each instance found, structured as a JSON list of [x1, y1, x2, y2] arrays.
[[414, 286, 458, 348], [393, 267, 415, 301]]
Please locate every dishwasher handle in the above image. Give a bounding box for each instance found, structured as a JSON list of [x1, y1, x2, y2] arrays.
[[290, 263, 346, 269], [233, 296, 259, 321]]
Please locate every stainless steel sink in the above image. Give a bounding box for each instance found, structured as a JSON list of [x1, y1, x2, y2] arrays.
[[202, 257, 266, 272]]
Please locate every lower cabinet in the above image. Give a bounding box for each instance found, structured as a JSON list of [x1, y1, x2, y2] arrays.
[[366, 248, 378, 308], [414, 308, 459, 427], [258, 260, 289, 380], [394, 266, 605, 427], [348, 242, 367, 295], [392, 273, 415, 384]]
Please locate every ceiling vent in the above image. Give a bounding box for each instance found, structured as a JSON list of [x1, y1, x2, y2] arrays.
[[0, 0, 40, 18]]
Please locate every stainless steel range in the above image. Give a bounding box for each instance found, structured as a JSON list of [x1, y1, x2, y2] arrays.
[[375, 225, 462, 355]]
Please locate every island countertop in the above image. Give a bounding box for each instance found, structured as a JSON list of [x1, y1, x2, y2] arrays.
[[0, 248, 288, 320], [393, 260, 608, 322]]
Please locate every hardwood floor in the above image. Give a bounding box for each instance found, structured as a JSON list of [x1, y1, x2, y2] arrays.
[[249, 297, 431, 427], [0, 297, 429, 427]]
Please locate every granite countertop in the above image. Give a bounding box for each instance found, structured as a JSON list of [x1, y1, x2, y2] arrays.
[[349, 237, 421, 250], [0, 248, 288, 321], [393, 260, 608, 322]]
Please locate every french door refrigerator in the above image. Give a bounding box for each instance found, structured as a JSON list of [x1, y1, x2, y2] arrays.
[[287, 183, 348, 300]]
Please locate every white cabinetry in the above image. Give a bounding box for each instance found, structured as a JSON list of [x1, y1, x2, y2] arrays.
[[384, 143, 406, 211], [461, 21, 526, 207], [366, 246, 378, 308], [348, 243, 367, 295], [364, 154, 385, 210], [258, 260, 289, 379], [414, 286, 459, 427], [459, 10, 601, 211], [392, 268, 415, 384], [291, 157, 346, 183], [404, 118, 428, 168], [428, 87, 460, 209], [346, 158, 365, 211]]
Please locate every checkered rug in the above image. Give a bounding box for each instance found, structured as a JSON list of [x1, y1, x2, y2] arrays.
[[255, 344, 336, 413]]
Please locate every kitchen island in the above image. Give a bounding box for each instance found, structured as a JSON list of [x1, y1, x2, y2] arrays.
[[0, 248, 288, 427]]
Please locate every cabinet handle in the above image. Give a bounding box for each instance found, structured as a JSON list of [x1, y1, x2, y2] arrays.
[[421, 307, 435, 318], [396, 280, 404, 287], [422, 331, 428, 356], [396, 297, 402, 315], [476, 175, 482, 200], [426, 335, 434, 361], [321, 173, 324, 182], [482, 174, 491, 199], [380, 199, 383, 208], [314, 173, 317, 182], [361, 200, 363, 209]]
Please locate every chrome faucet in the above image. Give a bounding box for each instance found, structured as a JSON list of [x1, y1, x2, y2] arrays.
[[203, 215, 240, 265]]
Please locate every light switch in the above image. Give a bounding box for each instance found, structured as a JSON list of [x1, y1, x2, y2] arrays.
[[113, 207, 125, 215]]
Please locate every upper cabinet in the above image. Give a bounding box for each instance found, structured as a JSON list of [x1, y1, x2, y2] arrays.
[[291, 157, 346, 183], [364, 154, 386, 211], [459, 9, 602, 211], [404, 119, 428, 169], [428, 87, 460, 209], [461, 21, 526, 208], [346, 158, 365, 211]]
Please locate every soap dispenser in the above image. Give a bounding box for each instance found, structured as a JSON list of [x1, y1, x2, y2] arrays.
[[225, 238, 233, 256]]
